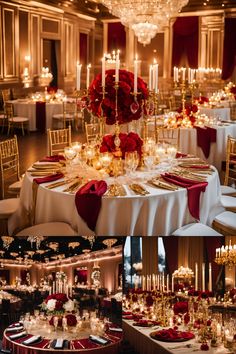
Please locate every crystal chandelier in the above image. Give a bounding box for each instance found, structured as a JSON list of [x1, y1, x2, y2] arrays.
[[173, 266, 194, 278], [215, 241, 236, 269], [82, 236, 95, 248], [1, 236, 14, 250], [99, 0, 189, 45], [27, 236, 44, 250], [69, 242, 80, 249]]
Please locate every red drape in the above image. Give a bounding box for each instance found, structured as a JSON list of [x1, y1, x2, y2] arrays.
[[80, 32, 88, 65], [172, 17, 199, 69], [222, 18, 236, 80], [204, 237, 222, 290], [163, 237, 178, 274], [75, 269, 87, 283], [108, 22, 126, 55]]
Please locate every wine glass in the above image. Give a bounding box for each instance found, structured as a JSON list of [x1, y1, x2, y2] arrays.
[[131, 151, 139, 174], [124, 152, 134, 176], [53, 316, 58, 331], [143, 154, 155, 171]]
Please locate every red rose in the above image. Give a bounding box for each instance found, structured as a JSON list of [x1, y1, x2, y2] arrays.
[[89, 69, 148, 125], [55, 301, 63, 311], [66, 314, 77, 327], [146, 295, 154, 307], [173, 301, 188, 315], [200, 343, 209, 351]]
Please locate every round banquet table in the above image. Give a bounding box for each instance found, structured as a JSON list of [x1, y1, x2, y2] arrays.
[[179, 123, 236, 171], [3, 323, 122, 354], [8, 161, 224, 236], [11, 100, 63, 131]]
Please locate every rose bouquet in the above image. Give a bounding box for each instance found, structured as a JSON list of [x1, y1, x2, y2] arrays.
[[100, 132, 143, 159], [42, 293, 74, 315], [89, 69, 148, 125]]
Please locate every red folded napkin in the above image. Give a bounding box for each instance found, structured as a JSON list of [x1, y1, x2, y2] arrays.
[[39, 155, 65, 162], [195, 126, 217, 158], [161, 173, 208, 220], [176, 152, 188, 159], [75, 180, 107, 231], [33, 173, 64, 185]]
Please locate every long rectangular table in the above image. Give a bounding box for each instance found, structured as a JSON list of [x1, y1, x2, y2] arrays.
[[123, 319, 229, 354]]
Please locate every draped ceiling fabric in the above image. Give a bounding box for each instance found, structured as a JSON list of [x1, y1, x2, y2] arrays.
[[108, 22, 126, 57], [172, 16, 199, 70], [142, 238, 158, 276], [80, 32, 88, 65], [222, 18, 236, 80], [163, 237, 178, 274]]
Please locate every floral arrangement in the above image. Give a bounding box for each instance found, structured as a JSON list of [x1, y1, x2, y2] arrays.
[[188, 289, 214, 299], [173, 266, 194, 278], [42, 293, 74, 315], [173, 301, 188, 315], [49, 314, 77, 327], [89, 69, 148, 125], [151, 327, 194, 341], [176, 104, 198, 127], [100, 132, 143, 159]]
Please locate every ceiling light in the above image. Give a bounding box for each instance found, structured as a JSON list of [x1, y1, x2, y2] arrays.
[[103, 238, 117, 248]]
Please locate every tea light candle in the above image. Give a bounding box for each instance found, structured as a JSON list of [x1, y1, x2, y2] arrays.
[[86, 147, 95, 160], [167, 146, 177, 158], [100, 153, 112, 167], [156, 146, 166, 159], [71, 141, 82, 154]]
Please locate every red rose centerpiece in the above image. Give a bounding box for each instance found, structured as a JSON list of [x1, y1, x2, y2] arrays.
[[89, 69, 148, 125], [100, 132, 143, 159], [42, 293, 76, 327]]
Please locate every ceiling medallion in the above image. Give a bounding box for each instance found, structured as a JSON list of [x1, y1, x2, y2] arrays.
[[27, 235, 44, 250], [103, 238, 117, 248], [1, 236, 14, 250], [99, 0, 189, 45]]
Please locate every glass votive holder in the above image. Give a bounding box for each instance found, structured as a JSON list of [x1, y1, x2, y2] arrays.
[[71, 141, 82, 155], [99, 152, 113, 169]]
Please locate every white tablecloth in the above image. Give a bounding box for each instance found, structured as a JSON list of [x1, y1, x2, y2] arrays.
[[123, 319, 229, 354], [12, 100, 63, 131], [179, 124, 236, 171], [199, 107, 231, 121], [8, 164, 223, 236]]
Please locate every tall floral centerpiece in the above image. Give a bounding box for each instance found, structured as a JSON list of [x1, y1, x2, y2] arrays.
[[89, 69, 148, 159], [89, 69, 148, 125], [42, 293, 77, 328]]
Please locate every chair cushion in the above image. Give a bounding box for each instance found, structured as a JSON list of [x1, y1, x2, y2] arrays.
[[172, 223, 222, 236], [8, 180, 22, 192], [0, 198, 20, 218], [16, 222, 77, 236], [214, 211, 236, 230], [221, 195, 236, 208], [220, 185, 236, 195], [9, 117, 28, 123]]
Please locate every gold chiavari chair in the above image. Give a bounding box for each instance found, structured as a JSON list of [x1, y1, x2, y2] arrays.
[[156, 127, 180, 149], [85, 122, 101, 144], [0, 135, 22, 199], [1, 89, 11, 103], [52, 101, 76, 129], [224, 135, 236, 187], [5, 102, 29, 136], [47, 126, 71, 156]]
